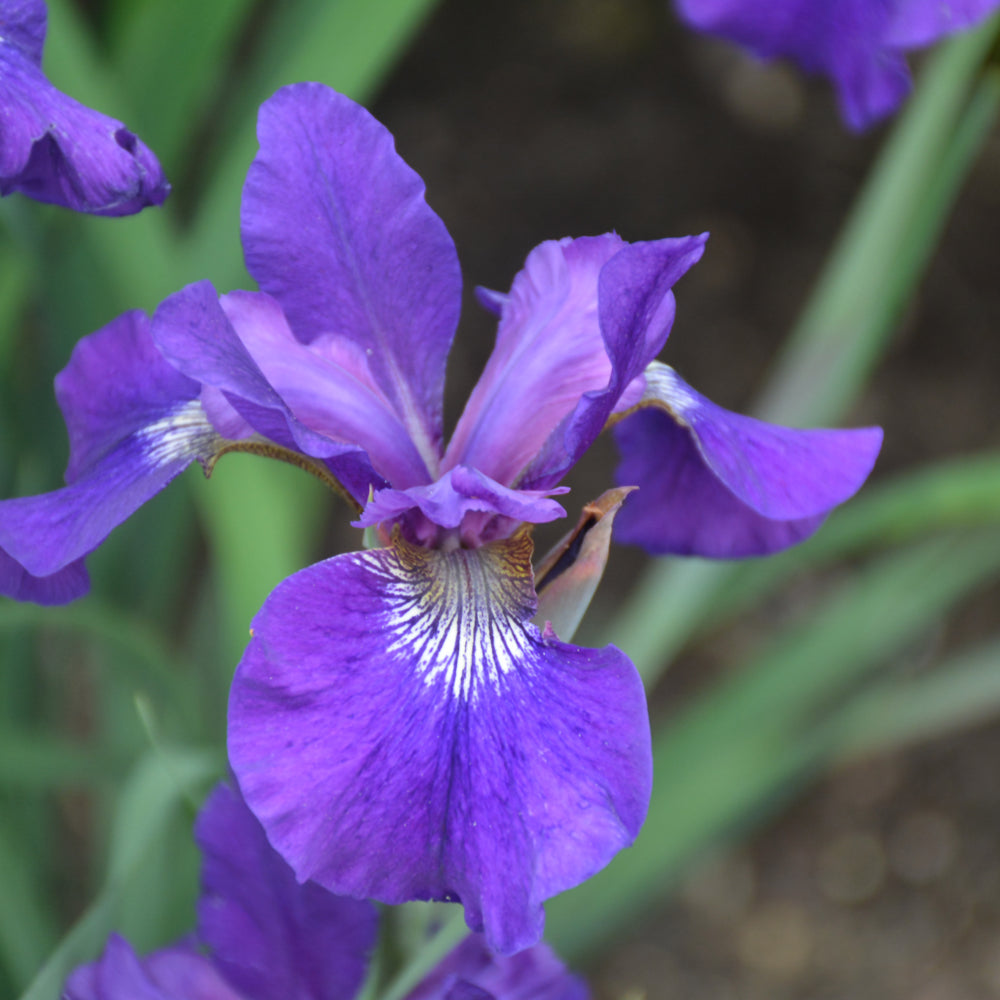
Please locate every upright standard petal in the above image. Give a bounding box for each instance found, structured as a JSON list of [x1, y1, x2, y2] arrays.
[[520, 236, 707, 491], [613, 363, 883, 557], [152, 281, 390, 504], [229, 532, 651, 956], [408, 936, 588, 1000], [0, 1, 169, 214], [197, 783, 378, 1000], [241, 83, 461, 466], [448, 235, 706, 491], [446, 236, 626, 486], [0, 311, 221, 602]]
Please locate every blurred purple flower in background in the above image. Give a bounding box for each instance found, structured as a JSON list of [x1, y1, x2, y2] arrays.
[[0, 0, 168, 214], [63, 783, 586, 1000], [0, 84, 881, 953], [675, 0, 1000, 128]]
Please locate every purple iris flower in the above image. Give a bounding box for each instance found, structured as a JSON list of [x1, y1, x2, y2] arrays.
[[675, 0, 1000, 128], [0, 0, 168, 214], [63, 782, 585, 1000], [0, 84, 881, 952]]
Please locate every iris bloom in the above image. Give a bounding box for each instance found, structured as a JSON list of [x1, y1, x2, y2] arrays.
[[0, 0, 168, 214], [0, 84, 881, 952], [675, 0, 1000, 128], [64, 782, 585, 1000]]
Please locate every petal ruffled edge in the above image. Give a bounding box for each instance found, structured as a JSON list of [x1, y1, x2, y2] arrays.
[[0, 39, 169, 214], [0, 311, 220, 601], [229, 532, 652, 955], [197, 782, 378, 1000], [612, 363, 883, 557], [241, 83, 461, 464], [152, 280, 386, 505], [518, 235, 708, 490]]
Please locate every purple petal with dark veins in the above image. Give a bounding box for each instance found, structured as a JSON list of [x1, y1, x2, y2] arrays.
[[62, 935, 240, 1000], [241, 83, 461, 464], [356, 465, 567, 532], [0, 3, 168, 215], [197, 782, 378, 1000], [518, 235, 707, 491], [407, 936, 588, 1000], [446, 236, 625, 486], [152, 281, 387, 503], [613, 363, 883, 557], [229, 532, 651, 956], [0, 311, 219, 601]]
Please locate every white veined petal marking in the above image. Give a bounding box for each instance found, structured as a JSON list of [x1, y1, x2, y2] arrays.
[[642, 361, 699, 415], [359, 531, 538, 703], [136, 399, 222, 467]]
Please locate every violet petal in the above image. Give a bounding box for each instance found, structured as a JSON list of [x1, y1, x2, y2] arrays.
[[0, 311, 219, 599], [519, 235, 707, 491], [674, 0, 913, 129], [197, 782, 378, 1000], [407, 936, 588, 1000], [613, 363, 883, 557], [446, 236, 626, 486], [229, 533, 651, 956], [0, 2, 169, 214], [62, 935, 238, 1000], [152, 281, 386, 503], [241, 83, 461, 464], [885, 0, 1000, 47], [356, 465, 567, 531]]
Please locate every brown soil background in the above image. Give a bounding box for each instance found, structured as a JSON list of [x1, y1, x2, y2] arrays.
[[371, 2, 1000, 998]]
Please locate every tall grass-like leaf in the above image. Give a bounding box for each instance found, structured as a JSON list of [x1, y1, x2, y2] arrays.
[[708, 453, 1000, 631], [0, 825, 57, 991], [18, 747, 220, 1000], [833, 636, 1000, 759], [546, 531, 1000, 959]]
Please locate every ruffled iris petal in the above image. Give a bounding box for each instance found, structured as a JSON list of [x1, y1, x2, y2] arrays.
[[241, 83, 461, 461], [613, 363, 883, 557], [63, 935, 239, 1000], [152, 281, 386, 503], [408, 936, 588, 1000], [229, 533, 651, 956], [0, 312, 220, 601], [446, 236, 626, 485], [197, 783, 377, 1000], [0, 4, 169, 214], [449, 235, 705, 491], [356, 465, 568, 533], [520, 235, 707, 490]]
